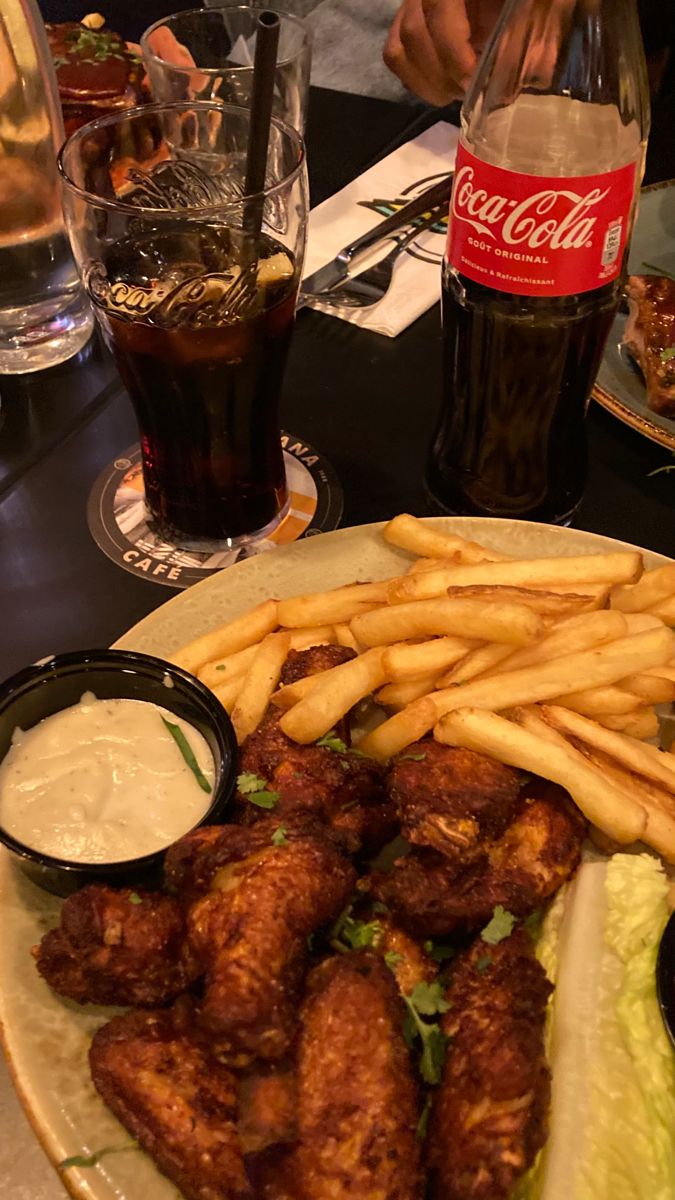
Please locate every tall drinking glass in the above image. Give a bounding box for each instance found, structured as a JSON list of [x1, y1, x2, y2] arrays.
[[0, 0, 93, 373], [141, 6, 312, 134], [59, 101, 308, 549]]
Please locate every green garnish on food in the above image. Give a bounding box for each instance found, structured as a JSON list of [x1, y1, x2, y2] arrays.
[[65, 26, 127, 63], [161, 717, 212, 794], [316, 731, 348, 752], [237, 772, 279, 809], [399, 752, 426, 762], [424, 939, 456, 964], [331, 903, 383, 953], [480, 905, 516, 945], [416, 1095, 432, 1140], [660, 347, 675, 363], [402, 981, 451, 1085], [475, 954, 493, 975], [59, 1142, 139, 1169], [271, 825, 289, 846], [384, 950, 403, 968], [127, 892, 143, 906]]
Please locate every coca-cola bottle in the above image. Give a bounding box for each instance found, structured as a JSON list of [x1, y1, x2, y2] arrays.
[[427, 0, 650, 524]]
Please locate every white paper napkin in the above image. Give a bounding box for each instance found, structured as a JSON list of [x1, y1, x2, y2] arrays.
[[303, 121, 459, 337]]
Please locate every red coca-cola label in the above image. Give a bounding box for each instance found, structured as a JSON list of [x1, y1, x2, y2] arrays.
[[447, 141, 637, 296]]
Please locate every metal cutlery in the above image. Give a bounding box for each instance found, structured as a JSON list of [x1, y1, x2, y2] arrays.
[[298, 203, 447, 312], [299, 173, 453, 299]]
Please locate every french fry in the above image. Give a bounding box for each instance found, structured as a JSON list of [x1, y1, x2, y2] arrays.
[[619, 673, 675, 705], [406, 557, 455, 575], [436, 643, 515, 687], [620, 612, 666, 631], [435, 707, 646, 844], [594, 709, 659, 740], [539, 705, 675, 793], [359, 625, 675, 760], [211, 674, 245, 715], [610, 563, 675, 612], [271, 672, 325, 710], [382, 513, 508, 564], [382, 636, 480, 681], [351, 598, 544, 648], [171, 598, 278, 675], [279, 648, 387, 744], [387, 552, 643, 604], [199, 642, 259, 688], [643, 665, 675, 683], [441, 585, 601, 617], [231, 631, 291, 744], [277, 582, 390, 628], [512, 705, 576, 750], [647, 596, 675, 625], [376, 675, 440, 710], [472, 610, 629, 679], [554, 685, 641, 717], [334, 623, 362, 652]]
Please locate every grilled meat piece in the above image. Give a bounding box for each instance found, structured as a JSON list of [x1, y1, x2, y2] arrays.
[[188, 836, 355, 1063], [237, 717, 392, 854], [32, 885, 199, 1006], [237, 1062, 297, 1155], [372, 780, 585, 937], [90, 1006, 252, 1200], [428, 929, 552, 1200], [623, 274, 675, 415], [290, 952, 423, 1200], [389, 741, 522, 861]]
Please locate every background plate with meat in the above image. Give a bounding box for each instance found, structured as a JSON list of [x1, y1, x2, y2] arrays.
[[594, 178, 675, 449]]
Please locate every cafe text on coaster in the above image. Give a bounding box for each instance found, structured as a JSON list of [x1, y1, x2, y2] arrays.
[[87, 434, 343, 589]]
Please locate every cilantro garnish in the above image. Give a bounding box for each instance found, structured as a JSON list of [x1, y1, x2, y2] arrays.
[[161, 717, 212, 794], [384, 950, 403, 968], [372, 901, 389, 915], [59, 1142, 138, 1169], [480, 905, 516, 945], [416, 1095, 432, 1140], [475, 954, 493, 974], [399, 752, 426, 762], [271, 825, 289, 847], [237, 772, 279, 810], [316, 731, 348, 752], [65, 27, 127, 63], [423, 939, 456, 964], [127, 892, 143, 906], [402, 981, 451, 1085], [661, 347, 675, 363], [331, 905, 383, 953]]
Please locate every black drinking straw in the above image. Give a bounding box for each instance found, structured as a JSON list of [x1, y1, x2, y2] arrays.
[[243, 11, 281, 260]]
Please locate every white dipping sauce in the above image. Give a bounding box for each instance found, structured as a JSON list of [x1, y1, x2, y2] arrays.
[[0, 693, 215, 862]]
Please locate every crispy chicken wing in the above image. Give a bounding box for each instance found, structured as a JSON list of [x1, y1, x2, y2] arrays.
[[359, 906, 438, 997], [280, 644, 356, 685], [236, 1062, 297, 1155], [428, 928, 552, 1200], [290, 952, 423, 1200], [32, 885, 199, 1006], [389, 741, 522, 861], [89, 1006, 252, 1200], [372, 780, 585, 937], [237, 718, 393, 853], [188, 835, 355, 1063]]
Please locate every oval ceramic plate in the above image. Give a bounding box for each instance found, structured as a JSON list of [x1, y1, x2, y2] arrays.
[[0, 518, 671, 1200], [593, 179, 675, 449]]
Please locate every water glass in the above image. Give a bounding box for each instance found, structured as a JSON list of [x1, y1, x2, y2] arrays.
[[59, 101, 308, 550], [141, 5, 312, 134], [0, 0, 93, 373]]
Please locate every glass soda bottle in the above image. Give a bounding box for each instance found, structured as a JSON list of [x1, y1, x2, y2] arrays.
[[426, 0, 650, 524]]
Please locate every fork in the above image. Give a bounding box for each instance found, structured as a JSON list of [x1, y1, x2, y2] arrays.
[[298, 204, 447, 312]]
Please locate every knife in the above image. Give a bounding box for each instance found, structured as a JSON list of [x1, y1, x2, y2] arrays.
[[300, 173, 453, 298]]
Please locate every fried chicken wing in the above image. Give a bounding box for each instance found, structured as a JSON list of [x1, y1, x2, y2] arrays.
[[372, 780, 585, 937], [389, 741, 522, 861], [237, 717, 393, 853], [428, 929, 552, 1200], [290, 952, 423, 1200], [360, 906, 438, 996], [89, 1006, 252, 1200], [32, 885, 199, 1006], [188, 836, 355, 1062], [280, 644, 356, 685], [236, 1062, 297, 1155]]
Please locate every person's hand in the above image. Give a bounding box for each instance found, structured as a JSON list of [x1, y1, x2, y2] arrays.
[[383, 0, 505, 105]]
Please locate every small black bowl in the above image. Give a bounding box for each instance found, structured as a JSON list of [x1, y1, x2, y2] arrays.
[[0, 649, 238, 896], [657, 909, 675, 1049]]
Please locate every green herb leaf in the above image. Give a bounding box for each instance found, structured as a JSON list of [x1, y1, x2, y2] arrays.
[[384, 950, 403, 968], [316, 731, 348, 752], [480, 905, 516, 946], [399, 752, 426, 762], [475, 954, 493, 974], [127, 892, 143, 906], [420, 1024, 448, 1085], [372, 901, 389, 915], [340, 916, 383, 951], [642, 261, 675, 283], [408, 980, 451, 1017], [59, 1142, 138, 1170], [401, 981, 450, 1085], [161, 717, 212, 794], [660, 347, 675, 363], [416, 1096, 432, 1140], [271, 825, 289, 846], [237, 771, 279, 809], [423, 939, 456, 964]]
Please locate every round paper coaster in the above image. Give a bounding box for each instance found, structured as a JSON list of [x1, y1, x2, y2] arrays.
[[87, 433, 343, 589]]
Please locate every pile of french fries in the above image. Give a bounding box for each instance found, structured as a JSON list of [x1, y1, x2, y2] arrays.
[[171, 514, 675, 862]]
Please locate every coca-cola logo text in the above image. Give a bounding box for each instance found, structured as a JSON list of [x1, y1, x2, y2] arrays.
[[451, 165, 610, 251]]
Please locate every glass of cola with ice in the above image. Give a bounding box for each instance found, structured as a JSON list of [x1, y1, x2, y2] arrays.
[[59, 101, 307, 549]]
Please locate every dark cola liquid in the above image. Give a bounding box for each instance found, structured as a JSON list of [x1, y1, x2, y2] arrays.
[[426, 263, 621, 524], [90, 225, 297, 545]]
